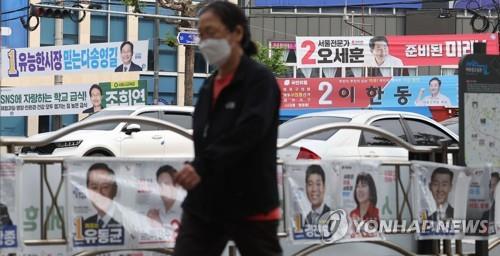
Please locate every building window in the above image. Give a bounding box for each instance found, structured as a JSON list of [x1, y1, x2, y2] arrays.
[[0, 117, 27, 136], [90, 0, 126, 43], [193, 77, 206, 104], [140, 75, 177, 105], [139, 6, 178, 72], [91, 13, 107, 43]]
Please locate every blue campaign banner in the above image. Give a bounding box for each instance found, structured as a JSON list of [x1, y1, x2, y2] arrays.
[[453, 0, 500, 9], [0, 226, 18, 248], [255, 0, 422, 8], [1, 0, 28, 49], [381, 76, 458, 108]]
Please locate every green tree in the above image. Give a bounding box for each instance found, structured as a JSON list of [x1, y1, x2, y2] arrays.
[[253, 42, 288, 77]]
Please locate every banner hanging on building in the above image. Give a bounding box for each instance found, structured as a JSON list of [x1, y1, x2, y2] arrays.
[[285, 160, 387, 243], [0, 155, 21, 252], [255, 0, 422, 8], [0, 81, 146, 116], [295, 34, 499, 68], [411, 161, 474, 240], [278, 75, 458, 109], [1, 40, 148, 78], [66, 158, 188, 252]]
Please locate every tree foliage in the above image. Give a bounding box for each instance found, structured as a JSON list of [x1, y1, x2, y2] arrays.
[[253, 42, 288, 77]]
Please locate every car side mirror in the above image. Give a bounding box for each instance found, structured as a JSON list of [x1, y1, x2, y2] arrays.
[[124, 124, 141, 135]]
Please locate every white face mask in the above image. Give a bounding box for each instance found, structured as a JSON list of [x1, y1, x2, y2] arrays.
[[199, 38, 231, 67]]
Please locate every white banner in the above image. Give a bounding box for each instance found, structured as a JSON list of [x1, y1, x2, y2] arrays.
[[66, 158, 188, 252], [1, 85, 92, 116], [1, 40, 148, 78], [285, 160, 384, 244], [0, 154, 22, 252], [411, 161, 473, 240]]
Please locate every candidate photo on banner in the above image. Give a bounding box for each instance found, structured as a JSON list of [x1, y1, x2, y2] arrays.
[[66, 158, 187, 251], [337, 161, 383, 240], [0, 155, 21, 252], [82, 84, 104, 114], [411, 161, 472, 239], [284, 161, 340, 243]]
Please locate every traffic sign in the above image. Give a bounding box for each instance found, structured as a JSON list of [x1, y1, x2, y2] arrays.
[[177, 31, 200, 46]]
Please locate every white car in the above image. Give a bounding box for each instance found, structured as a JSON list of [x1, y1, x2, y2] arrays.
[[278, 110, 459, 162], [20, 105, 194, 157]]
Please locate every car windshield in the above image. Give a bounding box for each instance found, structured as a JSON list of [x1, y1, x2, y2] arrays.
[[81, 110, 134, 130], [279, 116, 351, 140]]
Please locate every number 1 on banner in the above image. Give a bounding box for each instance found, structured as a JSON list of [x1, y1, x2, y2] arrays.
[[74, 217, 84, 241], [7, 49, 19, 77]]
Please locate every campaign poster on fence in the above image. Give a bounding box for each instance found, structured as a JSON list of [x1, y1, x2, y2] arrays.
[[296, 33, 499, 68], [465, 167, 499, 238], [99, 80, 147, 108], [411, 161, 474, 239], [0, 155, 21, 252], [1, 40, 148, 78], [278, 75, 457, 109], [0, 81, 146, 116], [66, 158, 188, 252]]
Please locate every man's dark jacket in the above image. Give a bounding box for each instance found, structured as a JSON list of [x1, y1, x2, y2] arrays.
[[182, 55, 281, 222]]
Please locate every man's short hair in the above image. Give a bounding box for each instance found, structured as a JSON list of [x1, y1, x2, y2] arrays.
[[156, 165, 177, 184], [429, 77, 442, 87], [430, 167, 454, 184], [369, 36, 388, 50], [120, 41, 134, 53], [305, 165, 325, 185], [490, 172, 500, 187], [89, 84, 102, 96], [86, 163, 117, 198]]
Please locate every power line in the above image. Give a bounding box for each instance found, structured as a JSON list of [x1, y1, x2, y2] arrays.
[[1, 15, 28, 23], [0, 6, 29, 15]]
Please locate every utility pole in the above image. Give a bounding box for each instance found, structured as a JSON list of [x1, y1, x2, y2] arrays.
[[153, 0, 160, 105], [53, 0, 64, 130]]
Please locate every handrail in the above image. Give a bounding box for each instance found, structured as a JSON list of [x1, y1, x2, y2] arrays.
[[292, 240, 417, 256], [277, 122, 454, 154], [0, 116, 193, 148], [489, 237, 500, 251]]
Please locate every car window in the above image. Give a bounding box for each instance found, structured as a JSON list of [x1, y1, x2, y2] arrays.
[[161, 112, 192, 129], [81, 110, 134, 130], [278, 116, 351, 140], [136, 111, 160, 131], [360, 118, 407, 147], [405, 119, 455, 146]]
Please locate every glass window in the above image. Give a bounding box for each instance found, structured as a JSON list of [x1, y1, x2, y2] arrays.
[[271, 7, 295, 13], [0, 117, 26, 136], [278, 116, 351, 140], [405, 119, 455, 146], [110, 16, 126, 42], [40, 18, 55, 46], [140, 75, 177, 105], [193, 77, 206, 104], [360, 119, 407, 146], [194, 49, 208, 73], [82, 110, 134, 130], [63, 17, 78, 45], [136, 111, 160, 131], [91, 14, 107, 43], [161, 112, 192, 129]]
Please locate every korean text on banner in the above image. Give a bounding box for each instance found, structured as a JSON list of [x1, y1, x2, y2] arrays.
[[295, 34, 499, 68], [66, 158, 189, 252], [100, 80, 147, 108], [411, 161, 473, 240], [0, 155, 22, 252], [1, 40, 148, 78], [278, 76, 458, 109]]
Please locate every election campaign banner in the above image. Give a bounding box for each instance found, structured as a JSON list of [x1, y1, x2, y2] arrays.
[[1, 40, 148, 78], [66, 158, 188, 252], [295, 34, 499, 68], [278, 76, 458, 109], [0, 81, 146, 116], [255, 0, 423, 8], [411, 161, 473, 240], [0, 155, 22, 252], [99, 80, 147, 108], [285, 160, 385, 244]]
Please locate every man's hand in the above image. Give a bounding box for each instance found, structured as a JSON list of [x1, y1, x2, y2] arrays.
[[175, 164, 201, 190]]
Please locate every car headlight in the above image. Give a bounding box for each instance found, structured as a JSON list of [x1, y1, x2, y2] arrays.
[[54, 140, 82, 148]]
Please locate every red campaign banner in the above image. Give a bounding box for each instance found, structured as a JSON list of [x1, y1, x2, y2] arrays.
[[279, 77, 391, 109], [387, 33, 499, 66]]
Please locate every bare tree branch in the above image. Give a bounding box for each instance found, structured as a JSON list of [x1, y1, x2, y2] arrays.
[[157, 0, 184, 12]]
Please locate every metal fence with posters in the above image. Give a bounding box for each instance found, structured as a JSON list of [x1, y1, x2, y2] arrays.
[[0, 81, 146, 117], [411, 161, 473, 240], [0, 154, 21, 252], [296, 33, 499, 68], [1, 40, 148, 78], [66, 158, 188, 252], [278, 75, 458, 109], [285, 160, 386, 244]]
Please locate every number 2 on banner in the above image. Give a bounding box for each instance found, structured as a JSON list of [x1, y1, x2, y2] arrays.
[[74, 217, 84, 241], [319, 82, 333, 105], [301, 40, 316, 65], [7, 49, 19, 77]]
